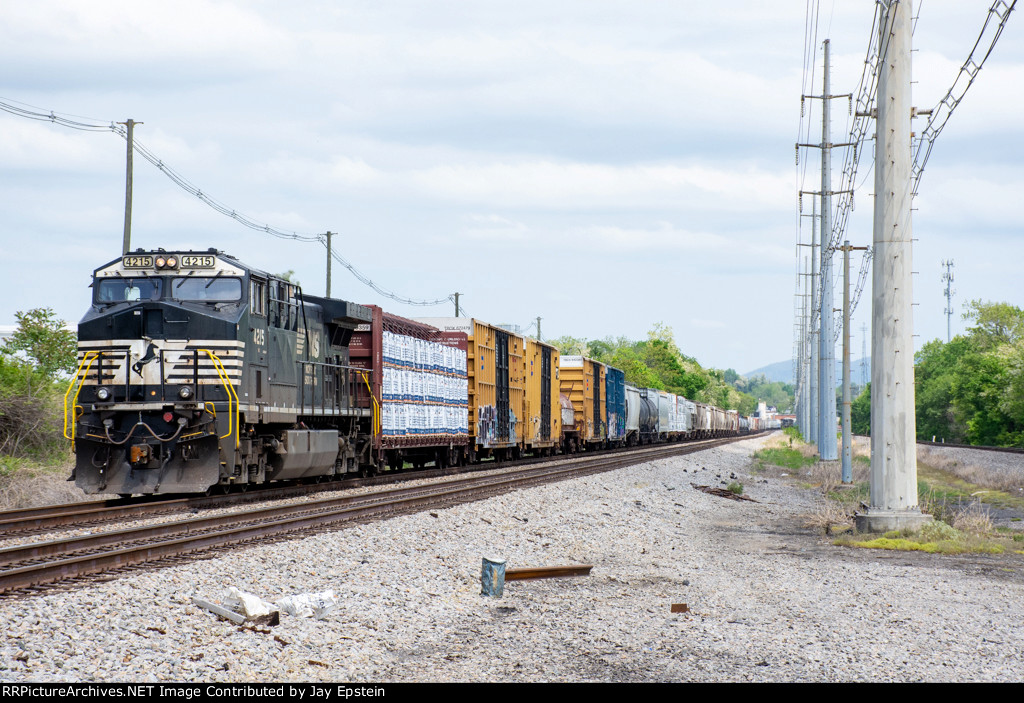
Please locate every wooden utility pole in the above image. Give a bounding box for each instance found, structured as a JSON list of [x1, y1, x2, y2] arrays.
[[326, 231, 333, 298], [453, 292, 461, 317], [119, 119, 141, 254]]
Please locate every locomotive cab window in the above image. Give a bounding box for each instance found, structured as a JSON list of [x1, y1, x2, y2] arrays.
[[96, 278, 161, 304], [269, 280, 299, 330], [171, 276, 242, 302], [250, 278, 267, 316]]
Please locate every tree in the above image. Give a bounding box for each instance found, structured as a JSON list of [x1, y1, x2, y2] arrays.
[[962, 299, 1024, 350], [851, 383, 870, 435], [2, 308, 77, 379]]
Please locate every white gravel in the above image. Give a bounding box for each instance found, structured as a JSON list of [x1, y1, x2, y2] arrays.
[[2, 433, 1023, 682]]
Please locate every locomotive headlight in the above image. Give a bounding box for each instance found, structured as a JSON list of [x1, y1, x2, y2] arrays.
[[96, 387, 111, 401], [155, 256, 166, 268], [166, 257, 177, 268], [178, 386, 194, 400]]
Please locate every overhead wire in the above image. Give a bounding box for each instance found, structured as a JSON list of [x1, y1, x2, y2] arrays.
[[0, 97, 456, 307]]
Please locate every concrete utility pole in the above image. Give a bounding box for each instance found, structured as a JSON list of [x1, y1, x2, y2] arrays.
[[119, 119, 141, 255], [798, 40, 853, 456], [453, 292, 461, 317], [840, 241, 867, 483], [326, 231, 333, 298], [857, 0, 931, 532], [942, 259, 955, 342], [536, 316, 542, 341], [817, 40, 838, 461], [798, 256, 812, 438], [809, 202, 820, 445]]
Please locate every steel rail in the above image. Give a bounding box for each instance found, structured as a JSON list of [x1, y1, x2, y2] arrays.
[[0, 434, 760, 534], [0, 436, 744, 596]]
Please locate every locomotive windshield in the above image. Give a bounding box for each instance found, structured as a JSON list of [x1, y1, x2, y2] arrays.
[[170, 276, 243, 302], [96, 278, 162, 303]]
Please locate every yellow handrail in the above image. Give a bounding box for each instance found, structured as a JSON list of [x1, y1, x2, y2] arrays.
[[359, 370, 380, 436], [199, 349, 240, 448], [63, 351, 99, 441]]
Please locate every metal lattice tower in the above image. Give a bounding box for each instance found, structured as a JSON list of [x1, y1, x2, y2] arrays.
[[942, 260, 955, 342]]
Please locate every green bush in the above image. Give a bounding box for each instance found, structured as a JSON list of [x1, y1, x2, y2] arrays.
[[0, 357, 68, 464]]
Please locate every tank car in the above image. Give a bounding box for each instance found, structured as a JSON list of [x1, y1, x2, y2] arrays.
[[67, 249, 374, 495]]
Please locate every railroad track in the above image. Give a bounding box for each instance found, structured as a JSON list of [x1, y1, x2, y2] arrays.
[[916, 440, 1024, 455], [0, 434, 767, 535], [0, 435, 745, 598]]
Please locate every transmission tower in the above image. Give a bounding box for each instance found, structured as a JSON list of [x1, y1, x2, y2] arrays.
[[860, 323, 868, 390], [942, 260, 955, 342]]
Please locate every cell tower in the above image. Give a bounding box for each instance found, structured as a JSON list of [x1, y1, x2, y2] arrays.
[[942, 260, 955, 342], [860, 322, 868, 390]]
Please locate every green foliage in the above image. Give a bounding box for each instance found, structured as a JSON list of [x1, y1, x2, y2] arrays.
[[726, 481, 743, 495], [851, 382, 871, 436], [554, 324, 754, 411], [914, 300, 1024, 447], [0, 356, 67, 462], [0, 309, 76, 469], [2, 308, 77, 379], [548, 335, 588, 356], [727, 372, 794, 413], [962, 299, 1024, 349]]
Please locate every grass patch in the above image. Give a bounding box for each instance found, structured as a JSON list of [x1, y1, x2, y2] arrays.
[[834, 526, 1007, 555], [917, 459, 1024, 516], [826, 481, 870, 506], [726, 481, 743, 495], [753, 447, 818, 472], [834, 516, 1014, 555]]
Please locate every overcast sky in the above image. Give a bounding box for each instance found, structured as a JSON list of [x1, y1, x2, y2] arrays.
[[2, 1, 1021, 376]]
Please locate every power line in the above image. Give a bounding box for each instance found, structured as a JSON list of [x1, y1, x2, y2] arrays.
[[0, 96, 455, 307], [910, 0, 1017, 196]]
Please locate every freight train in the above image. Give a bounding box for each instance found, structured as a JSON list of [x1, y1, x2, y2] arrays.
[[65, 249, 765, 496]]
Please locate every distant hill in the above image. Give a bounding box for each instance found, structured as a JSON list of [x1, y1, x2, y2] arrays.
[[745, 358, 871, 386]]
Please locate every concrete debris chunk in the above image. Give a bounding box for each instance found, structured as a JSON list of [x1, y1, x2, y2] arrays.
[[191, 597, 246, 624]]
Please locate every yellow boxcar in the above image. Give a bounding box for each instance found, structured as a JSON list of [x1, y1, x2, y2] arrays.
[[415, 318, 525, 460], [558, 355, 606, 450], [523, 337, 561, 453]]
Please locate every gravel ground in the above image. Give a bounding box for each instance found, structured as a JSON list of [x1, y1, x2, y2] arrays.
[[2, 432, 1023, 683]]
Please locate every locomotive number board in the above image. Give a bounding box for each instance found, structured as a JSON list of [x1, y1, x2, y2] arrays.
[[180, 255, 215, 268], [121, 254, 217, 269], [122, 255, 154, 268]]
